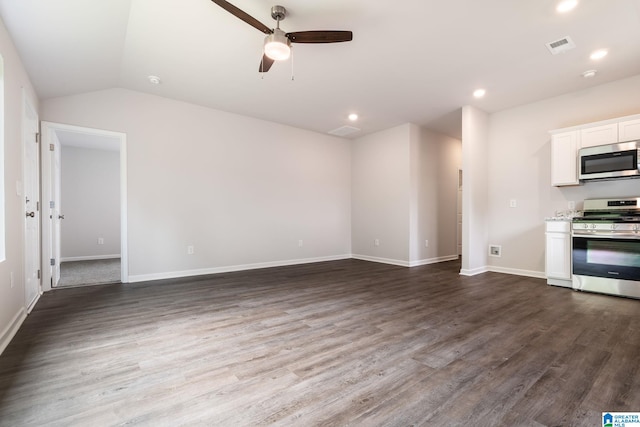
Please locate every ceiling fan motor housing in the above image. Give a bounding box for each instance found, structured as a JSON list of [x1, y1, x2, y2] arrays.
[[271, 5, 286, 21]]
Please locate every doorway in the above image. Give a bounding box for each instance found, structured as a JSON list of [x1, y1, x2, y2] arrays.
[[23, 93, 40, 311], [41, 122, 128, 290]]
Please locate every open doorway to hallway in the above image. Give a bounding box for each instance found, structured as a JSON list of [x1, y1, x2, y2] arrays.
[[41, 122, 128, 290], [57, 140, 121, 287]]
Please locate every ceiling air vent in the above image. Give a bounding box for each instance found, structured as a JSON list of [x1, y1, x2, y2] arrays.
[[328, 126, 361, 137], [546, 36, 576, 55]]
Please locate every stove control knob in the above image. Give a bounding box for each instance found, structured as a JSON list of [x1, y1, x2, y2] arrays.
[[611, 224, 618, 230], [634, 224, 640, 232], [583, 223, 589, 230], [591, 223, 597, 229]]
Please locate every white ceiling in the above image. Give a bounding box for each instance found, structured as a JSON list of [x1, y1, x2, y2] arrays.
[[55, 129, 121, 152], [2, 0, 640, 139]]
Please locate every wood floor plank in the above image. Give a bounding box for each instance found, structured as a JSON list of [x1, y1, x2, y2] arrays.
[[1, 258, 639, 426]]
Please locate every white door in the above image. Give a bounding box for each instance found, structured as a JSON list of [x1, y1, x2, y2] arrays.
[[23, 95, 41, 311], [457, 168, 462, 256], [51, 134, 62, 286]]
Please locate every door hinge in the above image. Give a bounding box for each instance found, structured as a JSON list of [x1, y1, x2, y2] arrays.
[[50, 201, 55, 209], [49, 143, 55, 151], [36, 201, 39, 211], [50, 258, 55, 266], [35, 133, 40, 143], [37, 269, 41, 279]]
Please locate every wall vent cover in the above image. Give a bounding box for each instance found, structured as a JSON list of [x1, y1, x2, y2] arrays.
[[328, 125, 361, 137], [546, 36, 576, 55], [488, 244, 502, 257]]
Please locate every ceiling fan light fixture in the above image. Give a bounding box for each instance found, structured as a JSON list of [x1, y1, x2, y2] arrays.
[[264, 29, 291, 61]]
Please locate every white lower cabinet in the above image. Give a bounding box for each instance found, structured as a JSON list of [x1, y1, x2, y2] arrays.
[[545, 220, 572, 288]]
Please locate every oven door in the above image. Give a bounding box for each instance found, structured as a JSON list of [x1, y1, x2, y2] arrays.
[[572, 232, 640, 298]]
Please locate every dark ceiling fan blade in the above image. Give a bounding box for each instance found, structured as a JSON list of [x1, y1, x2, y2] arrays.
[[286, 31, 353, 44], [259, 54, 275, 73], [210, 0, 273, 35]]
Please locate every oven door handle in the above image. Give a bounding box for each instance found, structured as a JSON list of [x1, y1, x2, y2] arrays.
[[572, 231, 640, 239]]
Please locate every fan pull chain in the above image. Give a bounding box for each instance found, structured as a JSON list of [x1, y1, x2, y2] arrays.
[[290, 48, 295, 81]]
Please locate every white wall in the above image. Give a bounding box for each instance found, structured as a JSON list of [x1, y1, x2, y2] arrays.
[[351, 123, 461, 266], [351, 124, 411, 264], [486, 74, 640, 276], [461, 106, 489, 275], [60, 145, 120, 260], [0, 18, 39, 353], [41, 88, 352, 281]]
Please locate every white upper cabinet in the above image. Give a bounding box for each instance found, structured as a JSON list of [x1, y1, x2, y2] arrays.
[[580, 123, 618, 148], [549, 113, 640, 187], [551, 131, 579, 186], [619, 118, 640, 142]]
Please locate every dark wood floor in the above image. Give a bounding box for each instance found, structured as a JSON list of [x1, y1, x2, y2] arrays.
[[0, 259, 638, 426]]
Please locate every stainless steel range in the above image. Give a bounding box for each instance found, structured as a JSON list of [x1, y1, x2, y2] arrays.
[[572, 197, 640, 299]]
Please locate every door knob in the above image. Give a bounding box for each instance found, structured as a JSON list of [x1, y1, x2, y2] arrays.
[[26, 211, 35, 218], [58, 214, 65, 220]]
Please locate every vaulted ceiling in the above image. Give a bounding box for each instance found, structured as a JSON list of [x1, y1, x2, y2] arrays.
[[1, 0, 640, 139]]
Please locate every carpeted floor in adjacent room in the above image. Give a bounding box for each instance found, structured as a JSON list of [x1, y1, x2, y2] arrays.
[[58, 258, 121, 287]]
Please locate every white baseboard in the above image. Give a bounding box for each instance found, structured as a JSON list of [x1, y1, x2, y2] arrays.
[[128, 254, 352, 283], [351, 254, 409, 267], [0, 308, 26, 356], [126, 253, 544, 284], [26, 291, 42, 314], [488, 266, 546, 279], [61, 255, 121, 262], [460, 264, 546, 279], [459, 265, 489, 276], [409, 255, 460, 267]]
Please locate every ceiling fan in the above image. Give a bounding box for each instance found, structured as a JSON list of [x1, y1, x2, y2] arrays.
[[210, 0, 353, 73]]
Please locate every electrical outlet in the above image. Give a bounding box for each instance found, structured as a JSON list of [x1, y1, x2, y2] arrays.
[[425, 240, 429, 247], [568, 201, 575, 210], [97, 237, 104, 245], [298, 239, 303, 247], [509, 199, 517, 208], [187, 245, 194, 255], [374, 239, 380, 247]]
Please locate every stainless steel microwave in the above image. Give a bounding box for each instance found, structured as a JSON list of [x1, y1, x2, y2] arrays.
[[578, 140, 640, 181]]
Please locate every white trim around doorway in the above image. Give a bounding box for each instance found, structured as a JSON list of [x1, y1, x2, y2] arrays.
[[40, 122, 128, 291]]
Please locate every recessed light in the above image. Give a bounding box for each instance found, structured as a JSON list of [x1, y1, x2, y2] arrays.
[[556, 0, 578, 13], [147, 75, 162, 85], [590, 49, 608, 60], [473, 88, 486, 98], [348, 113, 359, 121], [582, 70, 597, 78]]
